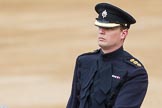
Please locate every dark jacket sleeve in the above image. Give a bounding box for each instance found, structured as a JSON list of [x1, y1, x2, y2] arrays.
[[113, 68, 148, 108], [66, 57, 80, 108]]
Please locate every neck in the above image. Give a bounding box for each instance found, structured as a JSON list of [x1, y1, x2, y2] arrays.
[[101, 45, 123, 54]]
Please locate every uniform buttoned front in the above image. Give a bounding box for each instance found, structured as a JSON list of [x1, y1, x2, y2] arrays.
[[67, 47, 148, 108]]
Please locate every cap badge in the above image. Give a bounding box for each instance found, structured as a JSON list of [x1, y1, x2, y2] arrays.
[[102, 10, 107, 18]]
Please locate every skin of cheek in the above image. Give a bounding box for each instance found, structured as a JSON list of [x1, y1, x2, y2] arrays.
[[98, 29, 122, 49]]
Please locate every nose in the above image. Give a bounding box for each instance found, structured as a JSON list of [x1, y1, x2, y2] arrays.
[[98, 27, 105, 34]]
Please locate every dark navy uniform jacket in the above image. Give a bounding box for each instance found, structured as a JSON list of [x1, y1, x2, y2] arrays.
[[67, 47, 148, 108]]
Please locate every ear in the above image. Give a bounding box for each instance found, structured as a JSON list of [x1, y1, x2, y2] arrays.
[[120, 29, 128, 39]]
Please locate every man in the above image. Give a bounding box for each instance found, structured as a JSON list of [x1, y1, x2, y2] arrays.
[[67, 3, 148, 108]]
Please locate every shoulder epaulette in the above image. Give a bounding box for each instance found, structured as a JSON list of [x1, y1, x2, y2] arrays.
[[123, 51, 144, 68], [124, 57, 143, 68], [79, 49, 100, 57]]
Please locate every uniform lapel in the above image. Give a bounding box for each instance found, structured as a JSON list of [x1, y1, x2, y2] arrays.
[[82, 60, 98, 90]]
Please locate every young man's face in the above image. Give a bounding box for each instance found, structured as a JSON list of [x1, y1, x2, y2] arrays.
[[97, 26, 128, 50]]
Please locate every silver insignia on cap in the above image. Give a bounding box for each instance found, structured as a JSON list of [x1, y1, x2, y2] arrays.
[[102, 10, 107, 18]]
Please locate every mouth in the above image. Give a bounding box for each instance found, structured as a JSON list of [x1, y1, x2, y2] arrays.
[[98, 37, 105, 41]]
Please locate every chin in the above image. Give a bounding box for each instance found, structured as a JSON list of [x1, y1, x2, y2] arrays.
[[98, 44, 108, 49]]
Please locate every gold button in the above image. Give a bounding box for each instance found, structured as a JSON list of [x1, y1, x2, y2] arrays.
[[130, 59, 135, 62], [133, 61, 138, 64], [137, 63, 142, 67]]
